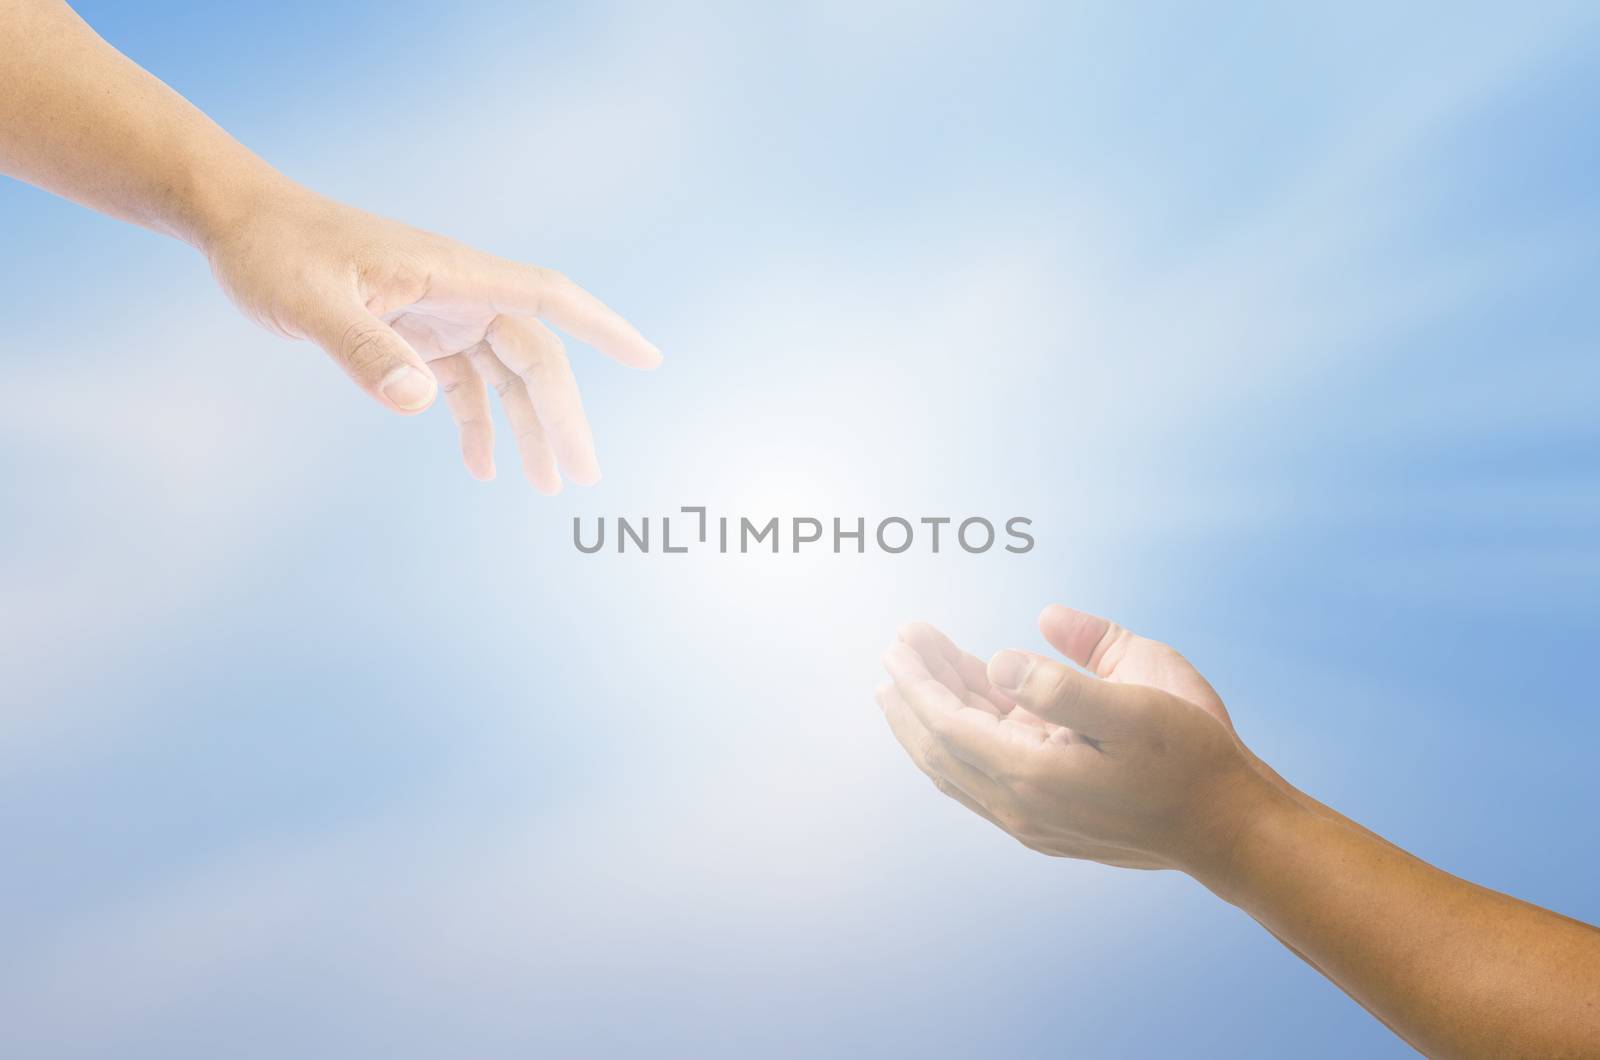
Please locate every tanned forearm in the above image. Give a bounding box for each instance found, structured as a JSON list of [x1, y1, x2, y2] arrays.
[[0, 0, 288, 250], [1198, 786, 1600, 1058], [882, 608, 1600, 1058]]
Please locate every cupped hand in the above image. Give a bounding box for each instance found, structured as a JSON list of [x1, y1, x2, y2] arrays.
[[202, 184, 661, 491], [877, 606, 1279, 878]]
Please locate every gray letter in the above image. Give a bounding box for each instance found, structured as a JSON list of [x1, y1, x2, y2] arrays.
[[876, 517, 913, 554], [574, 517, 605, 554], [618, 516, 650, 553], [1005, 516, 1035, 554], [958, 517, 995, 553], [741, 516, 779, 553], [681, 506, 708, 543], [919, 516, 951, 553], [793, 517, 823, 552], [834, 517, 865, 553], [663, 517, 688, 553]]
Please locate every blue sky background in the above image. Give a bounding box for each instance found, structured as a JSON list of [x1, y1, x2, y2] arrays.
[[2, 2, 1598, 1056]]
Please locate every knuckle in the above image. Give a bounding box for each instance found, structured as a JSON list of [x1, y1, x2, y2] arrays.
[[340, 322, 397, 376], [514, 347, 557, 385], [360, 254, 431, 305], [1096, 625, 1136, 671], [542, 410, 583, 437], [1000, 755, 1041, 791], [434, 366, 468, 395], [1037, 667, 1074, 712], [482, 314, 512, 347], [534, 342, 571, 381], [535, 266, 572, 290]]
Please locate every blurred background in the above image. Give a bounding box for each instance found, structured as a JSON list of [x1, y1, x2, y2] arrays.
[[2, 1, 1598, 1056]]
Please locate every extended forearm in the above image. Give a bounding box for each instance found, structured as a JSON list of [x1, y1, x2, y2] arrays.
[[0, 0, 288, 249], [1201, 791, 1600, 1057]]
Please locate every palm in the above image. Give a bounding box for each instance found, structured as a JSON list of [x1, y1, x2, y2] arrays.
[[895, 622, 1083, 740], [884, 622, 1172, 869], [384, 301, 495, 362]]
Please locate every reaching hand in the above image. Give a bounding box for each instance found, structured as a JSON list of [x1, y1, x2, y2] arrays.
[[877, 605, 1276, 878], [203, 185, 661, 491]]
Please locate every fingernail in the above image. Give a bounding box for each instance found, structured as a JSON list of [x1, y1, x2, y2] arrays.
[[988, 650, 1032, 690], [380, 366, 436, 411]]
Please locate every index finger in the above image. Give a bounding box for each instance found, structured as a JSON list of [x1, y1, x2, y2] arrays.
[[434, 253, 662, 370]]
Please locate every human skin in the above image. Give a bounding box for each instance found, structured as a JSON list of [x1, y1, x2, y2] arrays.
[[878, 606, 1600, 1058], [0, 0, 660, 489]]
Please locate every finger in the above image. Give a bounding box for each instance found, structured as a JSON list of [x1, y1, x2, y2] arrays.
[[875, 683, 1009, 819], [965, 657, 1017, 713], [986, 650, 1143, 737], [468, 346, 561, 494], [898, 621, 1015, 712], [436, 254, 662, 369], [1004, 704, 1052, 730], [934, 655, 1001, 715], [486, 316, 601, 485], [429, 353, 495, 480], [1038, 604, 1127, 676], [1002, 707, 1090, 752], [302, 300, 437, 414], [883, 643, 1025, 777], [898, 625, 968, 696], [1039, 603, 1225, 715], [897, 621, 962, 665], [961, 691, 1005, 719]]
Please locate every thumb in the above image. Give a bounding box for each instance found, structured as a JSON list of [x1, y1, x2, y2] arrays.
[[986, 650, 1141, 736], [306, 300, 437, 414]]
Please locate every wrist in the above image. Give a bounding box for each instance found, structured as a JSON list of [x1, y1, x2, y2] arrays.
[[1177, 763, 1310, 904], [166, 146, 303, 255]]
